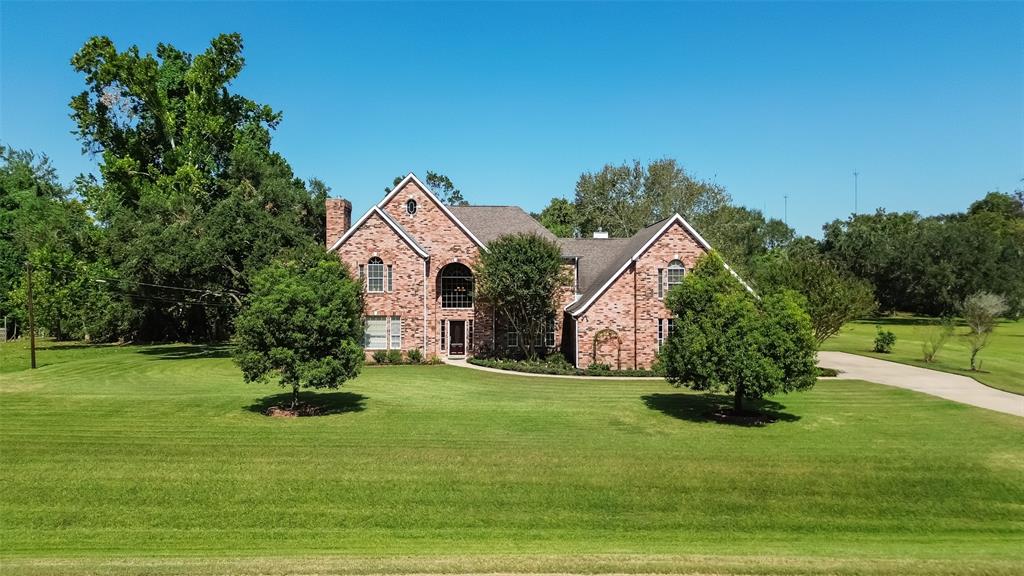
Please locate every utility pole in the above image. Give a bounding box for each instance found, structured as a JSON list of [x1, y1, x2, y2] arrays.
[[784, 195, 789, 226], [26, 262, 36, 369], [853, 170, 859, 214]]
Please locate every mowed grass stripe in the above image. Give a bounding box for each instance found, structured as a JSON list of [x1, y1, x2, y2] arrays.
[[1, 341, 1023, 574]]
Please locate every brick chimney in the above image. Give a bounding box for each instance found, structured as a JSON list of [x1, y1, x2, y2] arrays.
[[325, 198, 352, 248]]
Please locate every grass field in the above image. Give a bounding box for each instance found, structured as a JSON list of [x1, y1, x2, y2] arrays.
[[1, 340, 1023, 575], [821, 317, 1024, 396]]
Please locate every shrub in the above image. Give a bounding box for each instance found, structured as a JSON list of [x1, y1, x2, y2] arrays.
[[962, 291, 1009, 371], [371, 350, 390, 364], [427, 355, 444, 365], [386, 349, 403, 364], [406, 348, 423, 364], [873, 327, 896, 353], [467, 357, 662, 378], [920, 318, 954, 363]]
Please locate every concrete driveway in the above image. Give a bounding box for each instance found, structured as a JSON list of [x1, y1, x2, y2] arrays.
[[819, 351, 1024, 417]]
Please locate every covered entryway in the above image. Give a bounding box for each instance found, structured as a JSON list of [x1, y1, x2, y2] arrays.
[[449, 320, 466, 356]]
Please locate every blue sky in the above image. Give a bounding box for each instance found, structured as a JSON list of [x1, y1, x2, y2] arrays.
[[2, 1, 1021, 237]]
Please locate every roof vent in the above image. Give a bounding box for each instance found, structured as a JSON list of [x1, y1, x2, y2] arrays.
[[592, 229, 609, 239]]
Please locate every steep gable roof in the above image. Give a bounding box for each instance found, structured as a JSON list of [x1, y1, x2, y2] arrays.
[[556, 237, 633, 294], [564, 214, 754, 316], [378, 173, 487, 251], [449, 205, 557, 245], [327, 205, 429, 258]]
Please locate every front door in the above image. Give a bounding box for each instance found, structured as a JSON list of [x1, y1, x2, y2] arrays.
[[449, 320, 466, 356]]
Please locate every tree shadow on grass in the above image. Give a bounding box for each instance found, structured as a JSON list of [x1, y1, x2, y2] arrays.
[[138, 344, 231, 360], [642, 393, 801, 427], [246, 390, 367, 417]]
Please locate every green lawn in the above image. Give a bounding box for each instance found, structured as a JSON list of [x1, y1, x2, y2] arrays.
[[1, 341, 1023, 575], [821, 317, 1024, 396]]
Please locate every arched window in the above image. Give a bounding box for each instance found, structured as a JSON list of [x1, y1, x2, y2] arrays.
[[367, 257, 385, 292], [406, 199, 417, 215], [666, 259, 685, 292], [441, 263, 473, 308], [658, 260, 686, 298]]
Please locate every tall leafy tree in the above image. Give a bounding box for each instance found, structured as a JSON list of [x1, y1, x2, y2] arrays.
[[536, 197, 578, 237], [753, 250, 876, 344], [662, 253, 817, 413], [69, 34, 326, 341], [0, 144, 129, 340], [474, 234, 570, 359], [698, 205, 794, 276], [573, 159, 730, 238]]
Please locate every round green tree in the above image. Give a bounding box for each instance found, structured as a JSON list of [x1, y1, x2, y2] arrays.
[[662, 253, 817, 413], [474, 233, 570, 359], [233, 248, 364, 408]]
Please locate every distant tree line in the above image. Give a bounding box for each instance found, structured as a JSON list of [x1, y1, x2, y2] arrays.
[[536, 159, 1023, 320], [2, 34, 327, 342]]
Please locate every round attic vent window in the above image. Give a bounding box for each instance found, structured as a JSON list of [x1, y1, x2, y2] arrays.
[[406, 198, 417, 215]]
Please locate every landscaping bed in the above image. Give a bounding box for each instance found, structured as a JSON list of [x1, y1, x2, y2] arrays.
[[468, 356, 663, 377]]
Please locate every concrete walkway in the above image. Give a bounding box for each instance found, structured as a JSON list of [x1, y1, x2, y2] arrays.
[[819, 351, 1024, 418]]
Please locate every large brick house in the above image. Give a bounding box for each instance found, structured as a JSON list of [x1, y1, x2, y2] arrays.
[[327, 173, 733, 369]]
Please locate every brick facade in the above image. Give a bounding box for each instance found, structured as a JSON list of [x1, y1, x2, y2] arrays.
[[330, 174, 713, 368], [325, 199, 352, 248], [574, 221, 708, 369]]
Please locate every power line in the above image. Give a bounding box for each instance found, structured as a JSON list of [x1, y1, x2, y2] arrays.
[[36, 264, 242, 298], [31, 264, 240, 309]]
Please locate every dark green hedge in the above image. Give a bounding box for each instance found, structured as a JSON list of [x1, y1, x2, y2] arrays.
[[468, 357, 663, 378]]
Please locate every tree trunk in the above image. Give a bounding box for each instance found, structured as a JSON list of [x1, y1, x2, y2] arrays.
[[291, 385, 300, 410], [970, 348, 979, 371], [734, 385, 743, 413]]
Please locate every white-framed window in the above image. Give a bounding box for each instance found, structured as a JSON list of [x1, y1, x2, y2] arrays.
[[440, 263, 474, 308], [666, 260, 685, 294], [506, 331, 519, 348], [657, 318, 676, 350], [366, 316, 402, 350], [390, 316, 401, 349], [367, 257, 385, 292], [365, 316, 387, 349], [406, 198, 417, 215], [545, 316, 556, 348]]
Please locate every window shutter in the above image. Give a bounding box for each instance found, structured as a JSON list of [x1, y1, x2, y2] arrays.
[[657, 269, 664, 298], [387, 265, 393, 292]]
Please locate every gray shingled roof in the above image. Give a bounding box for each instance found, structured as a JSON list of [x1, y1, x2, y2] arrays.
[[556, 237, 632, 294], [448, 205, 557, 245], [563, 217, 673, 315]]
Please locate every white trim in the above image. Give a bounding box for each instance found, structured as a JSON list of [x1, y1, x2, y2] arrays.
[[573, 315, 579, 368], [567, 214, 755, 317], [377, 173, 488, 251], [327, 205, 429, 258], [422, 258, 428, 354]]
